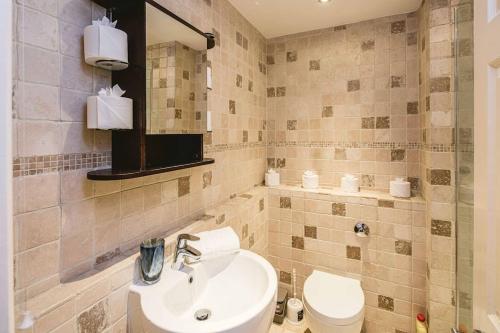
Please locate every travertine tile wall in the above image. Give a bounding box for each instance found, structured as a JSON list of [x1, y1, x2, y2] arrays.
[[17, 186, 267, 333], [12, 0, 268, 326], [265, 14, 422, 193], [267, 185, 426, 333]]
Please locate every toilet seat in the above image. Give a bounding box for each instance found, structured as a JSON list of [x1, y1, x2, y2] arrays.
[[303, 270, 365, 326]]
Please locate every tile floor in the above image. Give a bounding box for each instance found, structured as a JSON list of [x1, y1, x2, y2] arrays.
[[269, 319, 310, 333]]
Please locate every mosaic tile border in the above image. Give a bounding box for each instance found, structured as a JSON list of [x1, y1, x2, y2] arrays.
[[204, 142, 267, 154], [266, 141, 470, 153], [13, 152, 112, 177]]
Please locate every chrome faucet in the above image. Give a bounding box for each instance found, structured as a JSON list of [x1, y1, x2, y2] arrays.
[[171, 234, 201, 270]]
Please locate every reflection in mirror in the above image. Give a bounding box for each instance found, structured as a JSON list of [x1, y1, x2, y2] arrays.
[[146, 2, 207, 135]]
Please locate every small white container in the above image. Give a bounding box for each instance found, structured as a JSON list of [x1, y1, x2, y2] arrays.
[[265, 169, 280, 187], [87, 96, 133, 130], [341, 174, 360, 193], [390, 177, 411, 198], [84, 24, 128, 70], [302, 170, 319, 189]]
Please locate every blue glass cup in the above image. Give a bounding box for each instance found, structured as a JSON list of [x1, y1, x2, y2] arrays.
[[139, 238, 165, 284]]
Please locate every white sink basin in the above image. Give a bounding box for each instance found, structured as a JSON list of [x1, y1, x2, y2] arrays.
[[128, 250, 278, 333]]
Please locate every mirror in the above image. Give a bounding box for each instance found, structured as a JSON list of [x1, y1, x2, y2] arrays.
[[145, 2, 207, 135]]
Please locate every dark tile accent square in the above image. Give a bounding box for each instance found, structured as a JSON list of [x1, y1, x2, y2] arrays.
[[280, 271, 292, 284], [426, 96, 430, 111], [249, 233, 255, 247], [242, 37, 248, 50], [391, 20, 406, 34], [229, 100, 236, 114], [332, 203, 346, 216], [152, 59, 159, 68], [309, 60, 320, 70], [431, 0, 450, 9], [267, 87, 276, 97], [175, 109, 182, 119], [242, 130, 248, 142], [159, 79, 167, 88], [183, 70, 190, 80], [77, 300, 108, 333], [280, 197, 291, 209], [376, 117, 390, 129], [391, 149, 406, 161], [195, 112, 201, 120], [277, 158, 286, 168], [259, 198, 265, 211], [407, 101, 419, 114], [216, 214, 225, 224], [287, 51, 297, 62], [236, 31, 242, 46], [267, 55, 275, 65], [178, 176, 190, 197], [346, 245, 361, 260], [167, 98, 175, 107], [429, 169, 451, 185], [378, 199, 394, 208], [292, 236, 304, 249], [258, 131, 263, 141], [362, 117, 375, 129], [276, 87, 286, 97], [361, 40, 375, 51], [322, 106, 333, 117], [431, 219, 452, 237], [347, 80, 360, 92], [267, 158, 276, 168], [378, 295, 394, 311], [335, 148, 346, 160], [334, 25, 346, 31], [408, 177, 420, 191], [430, 77, 451, 92], [248, 80, 253, 92], [361, 175, 375, 187], [203, 171, 212, 189], [236, 74, 242, 88], [287, 120, 297, 130], [407, 32, 417, 46], [391, 75, 405, 88], [242, 224, 248, 238], [304, 226, 317, 239], [395, 240, 412, 255]]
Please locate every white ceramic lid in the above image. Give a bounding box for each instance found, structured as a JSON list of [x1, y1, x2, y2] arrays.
[[303, 270, 365, 326]]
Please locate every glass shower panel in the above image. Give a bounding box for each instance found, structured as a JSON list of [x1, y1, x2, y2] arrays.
[[454, 2, 474, 332]]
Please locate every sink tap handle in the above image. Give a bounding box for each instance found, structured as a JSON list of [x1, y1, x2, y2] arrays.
[[176, 233, 200, 249]]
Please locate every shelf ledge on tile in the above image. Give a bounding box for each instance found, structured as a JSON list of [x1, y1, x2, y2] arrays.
[[87, 158, 214, 181]]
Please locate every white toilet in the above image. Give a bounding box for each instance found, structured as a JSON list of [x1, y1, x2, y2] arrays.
[[303, 270, 365, 333]]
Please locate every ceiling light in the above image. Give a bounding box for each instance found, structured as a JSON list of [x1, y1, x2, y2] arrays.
[[318, 0, 332, 3]]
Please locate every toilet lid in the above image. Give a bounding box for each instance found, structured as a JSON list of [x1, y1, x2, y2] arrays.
[[303, 270, 365, 326]]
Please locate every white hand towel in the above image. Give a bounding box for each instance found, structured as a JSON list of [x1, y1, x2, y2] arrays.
[[188, 227, 240, 260]]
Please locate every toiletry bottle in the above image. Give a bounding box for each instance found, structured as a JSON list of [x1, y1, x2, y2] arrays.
[[416, 313, 428, 333]]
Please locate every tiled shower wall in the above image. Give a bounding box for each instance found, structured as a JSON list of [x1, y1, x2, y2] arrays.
[[266, 14, 421, 193], [267, 186, 426, 333], [12, 0, 267, 325], [418, 0, 472, 331]]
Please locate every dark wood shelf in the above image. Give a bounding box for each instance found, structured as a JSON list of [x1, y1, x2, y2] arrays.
[[87, 158, 214, 180]]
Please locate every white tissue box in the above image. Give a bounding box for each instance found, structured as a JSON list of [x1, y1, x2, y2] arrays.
[[84, 25, 128, 70], [87, 96, 133, 130]]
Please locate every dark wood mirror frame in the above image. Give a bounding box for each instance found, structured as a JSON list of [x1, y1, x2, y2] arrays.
[[87, 0, 215, 180]]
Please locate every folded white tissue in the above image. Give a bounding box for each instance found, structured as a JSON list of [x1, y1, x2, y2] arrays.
[[265, 169, 280, 187], [188, 227, 240, 260], [87, 84, 133, 130]]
